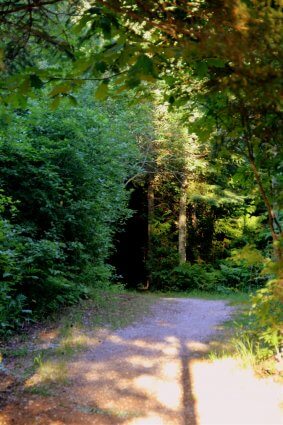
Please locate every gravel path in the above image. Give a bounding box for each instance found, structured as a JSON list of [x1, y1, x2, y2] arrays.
[[63, 298, 235, 425], [1, 297, 282, 425], [89, 297, 233, 359]]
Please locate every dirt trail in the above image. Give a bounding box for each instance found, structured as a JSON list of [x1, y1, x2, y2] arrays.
[[0, 297, 282, 425]]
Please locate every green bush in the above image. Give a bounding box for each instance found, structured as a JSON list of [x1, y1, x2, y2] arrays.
[[151, 253, 267, 294], [247, 256, 283, 355], [168, 263, 223, 292], [0, 92, 147, 333], [249, 279, 283, 354], [0, 283, 30, 334], [0, 215, 30, 333], [218, 245, 267, 291], [218, 263, 256, 291], [0, 217, 84, 333]]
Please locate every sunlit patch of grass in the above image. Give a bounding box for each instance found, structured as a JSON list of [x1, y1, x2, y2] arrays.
[[59, 291, 157, 331], [39, 360, 68, 384], [26, 358, 68, 388], [56, 332, 89, 357], [2, 346, 29, 358], [153, 290, 250, 304], [208, 334, 256, 366], [2, 290, 158, 392], [208, 333, 277, 374], [24, 384, 53, 397], [231, 335, 259, 368], [206, 308, 278, 374], [207, 333, 234, 360], [204, 301, 262, 368], [75, 404, 142, 419]]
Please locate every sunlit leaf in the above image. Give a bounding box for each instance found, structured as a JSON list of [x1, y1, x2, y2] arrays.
[[95, 82, 109, 100]]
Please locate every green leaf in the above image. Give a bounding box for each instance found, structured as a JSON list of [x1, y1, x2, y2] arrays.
[[132, 54, 158, 78], [30, 74, 44, 89], [67, 95, 78, 106], [73, 15, 93, 34], [95, 82, 109, 100], [18, 77, 31, 94], [49, 84, 71, 97], [126, 78, 140, 89], [0, 48, 4, 70], [195, 61, 208, 77], [5, 92, 27, 108], [95, 61, 107, 73], [207, 58, 226, 68], [100, 16, 112, 38], [73, 58, 93, 74], [50, 96, 61, 110]]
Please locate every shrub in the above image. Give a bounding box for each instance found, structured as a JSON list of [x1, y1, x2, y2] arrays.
[[249, 279, 283, 355], [0, 92, 146, 332], [218, 244, 267, 292], [0, 283, 30, 335], [169, 263, 223, 292], [0, 216, 30, 334]]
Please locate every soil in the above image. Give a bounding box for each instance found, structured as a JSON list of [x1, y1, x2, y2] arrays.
[[0, 297, 282, 425]]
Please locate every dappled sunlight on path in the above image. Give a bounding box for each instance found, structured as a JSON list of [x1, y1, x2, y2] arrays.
[[61, 303, 201, 425], [0, 298, 282, 424]]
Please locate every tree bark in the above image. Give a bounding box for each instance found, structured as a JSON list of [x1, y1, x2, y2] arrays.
[[147, 176, 155, 286], [246, 142, 282, 260], [179, 176, 188, 264]]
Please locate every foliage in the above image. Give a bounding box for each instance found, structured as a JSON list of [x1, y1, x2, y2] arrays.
[[150, 241, 268, 293], [0, 0, 281, 363], [0, 90, 149, 333], [249, 279, 283, 354], [0, 1, 282, 114], [170, 263, 223, 292], [216, 244, 266, 292], [158, 259, 265, 294]]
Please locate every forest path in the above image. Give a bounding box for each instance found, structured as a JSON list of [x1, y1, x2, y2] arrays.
[[1, 297, 282, 425]]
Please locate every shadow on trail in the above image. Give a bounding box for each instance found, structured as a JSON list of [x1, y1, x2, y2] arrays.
[[0, 334, 200, 424], [0, 298, 230, 425], [181, 346, 198, 425]]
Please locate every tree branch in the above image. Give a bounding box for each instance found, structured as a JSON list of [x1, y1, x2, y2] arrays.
[[0, 0, 63, 16]]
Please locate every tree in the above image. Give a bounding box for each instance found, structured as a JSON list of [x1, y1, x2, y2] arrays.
[[178, 175, 188, 264], [0, 88, 151, 330], [191, 92, 283, 260], [1, 1, 282, 110]]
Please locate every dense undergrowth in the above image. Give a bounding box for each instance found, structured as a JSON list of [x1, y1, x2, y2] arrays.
[[0, 92, 151, 335]]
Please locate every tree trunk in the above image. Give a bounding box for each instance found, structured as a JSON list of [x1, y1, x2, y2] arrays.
[[246, 142, 282, 261], [147, 176, 155, 286], [179, 176, 188, 264]]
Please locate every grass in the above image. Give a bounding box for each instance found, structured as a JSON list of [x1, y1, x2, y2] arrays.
[[204, 301, 280, 375], [1, 288, 157, 392], [23, 357, 69, 399], [56, 333, 89, 357], [152, 289, 250, 304], [75, 404, 142, 419], [25, 384, 53, 397], [208, 332, 279, 375], [1, 346, 29, 358], [37, 360, 68, 384]]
